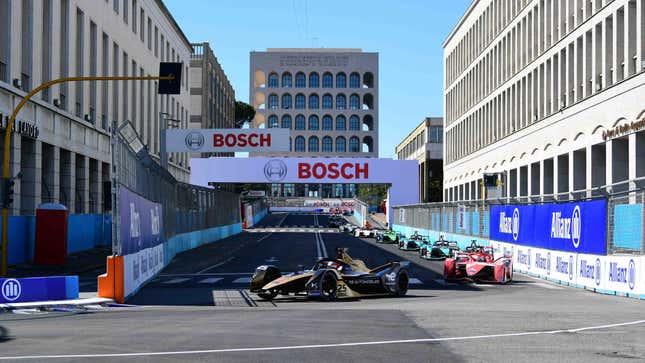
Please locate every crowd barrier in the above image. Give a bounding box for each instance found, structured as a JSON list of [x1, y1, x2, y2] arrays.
[[1, 276, 79, 304]]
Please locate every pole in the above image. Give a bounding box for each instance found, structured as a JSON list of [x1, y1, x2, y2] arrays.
[[159, 112, 168, 170], [0, 74, 173, 277]]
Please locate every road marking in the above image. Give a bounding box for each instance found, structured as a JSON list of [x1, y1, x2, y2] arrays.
[[5, 319, 645, 360], [197, 278, 223, 284], [409, 278, 423, 285], [531, 282, 564, 290], [196, 256, 236, 275], [162, 278, 191, 284], [232, 277, 251, 284]]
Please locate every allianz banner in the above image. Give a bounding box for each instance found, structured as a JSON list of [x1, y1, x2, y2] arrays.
[[490, 200, 607, 255], [119, 186, 164, 255]]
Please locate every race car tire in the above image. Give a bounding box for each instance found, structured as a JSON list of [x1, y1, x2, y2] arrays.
[[320, 270, 338, 301], [393, 270, 409, 297], [258, 290, 278, 300]]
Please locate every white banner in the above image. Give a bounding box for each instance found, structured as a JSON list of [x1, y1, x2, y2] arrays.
[[166, 129, 290, 152], [123, 244, 165, 297], [457, 205, 467, 231], [602, 255, 639, 295], [247, 190, 266, 197]]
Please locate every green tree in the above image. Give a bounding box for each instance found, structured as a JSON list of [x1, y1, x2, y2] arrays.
[[235, 101, 256, 127]]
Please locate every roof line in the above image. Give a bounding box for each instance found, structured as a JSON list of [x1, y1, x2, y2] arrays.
[[442, 0, 479, 48], [157, 0, 193, 51]]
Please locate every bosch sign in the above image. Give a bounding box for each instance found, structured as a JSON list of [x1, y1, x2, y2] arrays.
[[298, 162, 368, 180], [166, 129, 290, 152]]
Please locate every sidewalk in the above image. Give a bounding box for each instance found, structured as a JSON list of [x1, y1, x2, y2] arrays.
[[7, 246, 110, 278]]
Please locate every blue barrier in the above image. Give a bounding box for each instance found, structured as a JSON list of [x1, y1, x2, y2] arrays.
[[0, 276, 78, 303], [253, 209, 268, 225], [613, 204, 643, 249], [163, 222, 243, 266]]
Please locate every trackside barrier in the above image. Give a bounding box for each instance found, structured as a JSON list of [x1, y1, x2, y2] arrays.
[[1, 276, 79, 303]]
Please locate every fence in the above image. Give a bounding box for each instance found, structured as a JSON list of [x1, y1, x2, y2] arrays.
[[393, 183, 645, 255], [112, 122, 240, 255]]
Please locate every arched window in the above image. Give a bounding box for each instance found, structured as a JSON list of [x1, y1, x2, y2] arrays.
[[268, 73, 279, 88], [363, 72, 374, 88], [349, 115, 360, 130], [281, 94, 292, 109], [295, 72, 306, 88], [322, 94, 333, 109], [335, 115, 346, 130], [336, 72, 346, 88], [349, 94, 360, 110], [295, 136, 305, 152], [295, 114, 306, 130], [349, 72, 360, 88], [268, 115, 279, 128], [268, 94, 279, 109], [322, 136, 333, 152], [322, 115, 333, 130], [281, 72, 292, 88], [336, 137, 346, 152], [295, 94, 306, 109], [308, 94, 319, 109], [336, 94, 346, 110], [309, 72, 319, 88], [281, 115, 292, 129], [308, 136, 319, 152], [308, 115, 319, 130], [349, 136, 360, 152], [322, 72, 333, 87]]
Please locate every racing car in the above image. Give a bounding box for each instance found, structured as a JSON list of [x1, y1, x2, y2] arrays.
[[339, 223, 358, 233], [376, 230, 400, 244], [398, 231, 426, 251], [419, 238, 460, 260], [250, 248, 410, 301], [443, 241, 513, 284], [353, 227, 385, 238], [328, 218, 343, 228]]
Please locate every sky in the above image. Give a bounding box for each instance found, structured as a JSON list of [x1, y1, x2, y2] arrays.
[[165, 0, 472, 158]]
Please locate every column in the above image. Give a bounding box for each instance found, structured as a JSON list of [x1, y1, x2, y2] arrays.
[[629, 133, 637, 191], [605, 139, 613, 187], [586, 144, 593, 197]]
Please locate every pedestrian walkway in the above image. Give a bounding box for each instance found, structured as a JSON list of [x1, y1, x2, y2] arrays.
[[7, 246, 110, 278]]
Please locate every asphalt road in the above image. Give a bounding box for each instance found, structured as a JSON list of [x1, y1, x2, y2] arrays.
[[1, 212, 644, 362]]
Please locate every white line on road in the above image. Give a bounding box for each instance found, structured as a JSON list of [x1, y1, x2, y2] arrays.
[[196, 256, 237, 275], [4, 319, 645, 360], [162, 278, 191, 284], [197, 278, 223, 284], [232, 277, 251, 284]]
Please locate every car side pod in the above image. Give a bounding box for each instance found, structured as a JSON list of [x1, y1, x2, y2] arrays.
[[250, 265, 281, 293], [443, 258, 456, 280]]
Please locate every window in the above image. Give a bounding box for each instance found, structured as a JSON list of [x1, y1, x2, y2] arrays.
[[268, 115, 279, 128], [336, 94, 346, 109], [147, 17, 151, 49], [281, 72, 292, 88], [336, 137, 346, 152], [336, 72, 346, 88], [268, 73, 278, 87], [429, 127, 444, 143], [131, 0, 137, 33], [308, 94, 319, 109], [281, 115, 292, 129], [295, 114, 305, 130], [139, 8, 144, 41], [322, 136, 333, 152], [75, 8, 84, 117], [112, 43, 119, 119], [122, 0, 127, 23], [309, 72, 319, 87], [295, 136, 305, 152], [295, 93, 306, 109], [89, 21, 97, 123], [322, 115, 333, 130], [349, 115, 360, 130], [268, 94, 278, 109], [113, 0, 119, 13], [349, 72, 360, 88], [335, 115, 346, 130], [322, 94, 333, 109], [308, 115, 319, 130], [154, 26, 158, 56], [281, 93, 292, 109], [41, 0, 52, 100], [295, 72, 306, 87], [349, 94, 360, 109], [323, 72, 333, 87], [308, 136, 319, 152], [349, 137, 360, 152]]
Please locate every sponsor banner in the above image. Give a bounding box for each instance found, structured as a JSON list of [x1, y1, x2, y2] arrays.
[[1, 276, 78, 303], [602, 255, 639, 295], [123, 244, 165, 297], [166, 129, 290, 152], [269, 206, 318, 213], [576, 253, 603, 289], [247, 190, 266, 197], [457, 205, 467, 231], [514, 245, 532, 273], [303, 199, 355, 208], [490, 200, 607, 255], [549, 250, 577, 284], [119, 186, 164, 255], [529, 247, 552, 278]]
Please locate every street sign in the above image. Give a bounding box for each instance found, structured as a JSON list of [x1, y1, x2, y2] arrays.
[[158, 62, 183, 94], [165, 129, 290, 153]]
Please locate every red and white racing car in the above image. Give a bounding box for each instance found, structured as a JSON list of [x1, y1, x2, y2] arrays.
[[443, 242, 513, 284]]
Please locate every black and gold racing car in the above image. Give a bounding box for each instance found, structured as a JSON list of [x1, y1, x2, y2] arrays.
[[250, 248, 409, 301]]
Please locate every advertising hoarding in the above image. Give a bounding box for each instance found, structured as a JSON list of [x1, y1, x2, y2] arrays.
[[166, 129, 290, 153]]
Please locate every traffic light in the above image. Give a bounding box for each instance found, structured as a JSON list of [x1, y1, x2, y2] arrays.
[[1, 177, 15, 208], [158, 62, 183, 95]]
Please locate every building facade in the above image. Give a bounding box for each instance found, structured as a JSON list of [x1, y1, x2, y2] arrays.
[[190, 42, 235, 157], [249, 48, 378, 197], [443, 0, 645, 202], [396, 117, 444, 203], [0, 0, 193, 216]]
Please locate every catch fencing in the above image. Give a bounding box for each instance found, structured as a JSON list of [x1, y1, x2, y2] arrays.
[[393, 183, 645, 255]]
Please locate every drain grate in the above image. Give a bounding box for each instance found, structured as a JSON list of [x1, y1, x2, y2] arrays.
[[212, 290, 276, 307]]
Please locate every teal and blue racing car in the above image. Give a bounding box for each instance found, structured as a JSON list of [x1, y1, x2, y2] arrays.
[[398, 231, 426, 251], [419, 239, 460, 260]]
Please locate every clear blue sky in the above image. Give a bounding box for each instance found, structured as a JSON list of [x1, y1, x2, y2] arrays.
[[166, 0, 471, 158]]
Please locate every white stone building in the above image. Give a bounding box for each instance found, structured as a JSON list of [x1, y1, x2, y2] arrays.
[[443, 0, 645, 201], [0, 0, 193, 215]]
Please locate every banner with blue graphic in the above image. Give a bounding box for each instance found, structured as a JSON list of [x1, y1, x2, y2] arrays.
[[119, 186, 164, 255], [1, 276, 78, 303], [490, 200, 607, 255]]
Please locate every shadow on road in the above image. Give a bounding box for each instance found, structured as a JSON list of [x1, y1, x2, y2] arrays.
[[0, 326, 11, 343]]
